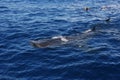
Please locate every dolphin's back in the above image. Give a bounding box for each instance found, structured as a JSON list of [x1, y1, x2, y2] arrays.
[[30, 38, 64, 48]]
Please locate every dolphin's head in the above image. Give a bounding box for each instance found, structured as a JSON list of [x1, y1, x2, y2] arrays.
[[30, 40, 50, 48], [30, 38, 65, 48]]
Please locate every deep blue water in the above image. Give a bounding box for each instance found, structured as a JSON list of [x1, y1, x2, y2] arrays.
[[0, 0, 120, 80]]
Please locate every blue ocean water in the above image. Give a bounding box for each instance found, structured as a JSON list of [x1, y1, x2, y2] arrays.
[[0, 0, 120, 80]]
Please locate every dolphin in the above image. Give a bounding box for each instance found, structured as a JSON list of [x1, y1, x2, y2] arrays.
[[30, 26, 96, 48]]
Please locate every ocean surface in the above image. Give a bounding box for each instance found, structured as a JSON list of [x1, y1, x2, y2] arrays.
[[0, 0, 120, 80]]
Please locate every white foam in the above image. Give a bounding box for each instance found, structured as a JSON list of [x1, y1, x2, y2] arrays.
[[83, 29, 92, 33], [52, 36, 68, 42]]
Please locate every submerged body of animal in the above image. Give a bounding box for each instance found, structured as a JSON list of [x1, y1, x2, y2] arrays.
[[30, 26, 96, 48]]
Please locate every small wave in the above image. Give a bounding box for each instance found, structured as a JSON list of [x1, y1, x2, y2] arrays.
[[27, 12, 47, 17], [51, 19, 69, 23], [0, 6, 8, 9], [6, 32, 30, 40], [108, 37, 120, 47], [0, 6, 10, 13], [85, 46, 109, 53]]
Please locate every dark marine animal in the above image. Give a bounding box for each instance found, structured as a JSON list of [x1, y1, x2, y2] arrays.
[[30, 26, 96, 48]]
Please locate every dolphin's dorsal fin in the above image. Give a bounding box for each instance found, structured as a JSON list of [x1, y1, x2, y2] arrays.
[[91, 26, 96, 31]]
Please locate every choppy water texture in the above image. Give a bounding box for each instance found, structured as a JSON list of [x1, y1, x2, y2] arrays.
[[0, 0, 120, 80]]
